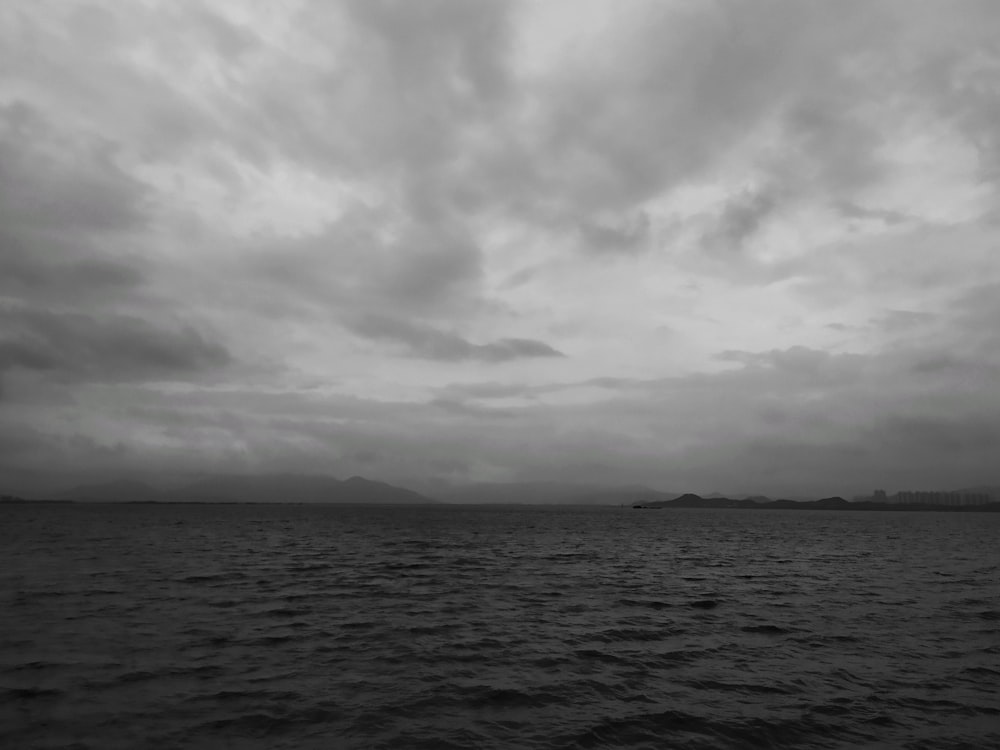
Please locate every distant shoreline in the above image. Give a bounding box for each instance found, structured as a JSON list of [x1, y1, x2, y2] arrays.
[[631, 499, 1000, 512], [3, 497, 999, 511]]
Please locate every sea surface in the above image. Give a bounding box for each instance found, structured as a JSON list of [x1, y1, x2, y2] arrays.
[[1, 503, 998, 750]]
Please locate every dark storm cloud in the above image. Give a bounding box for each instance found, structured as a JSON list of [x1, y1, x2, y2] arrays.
[[239, 208, 487, 324], [577, 212, 651, 255], [0, 308, 231, 382], [0, 101, 150, 303], [275, 0, 517, 322], [500, 1, 893, 228], [7, 307, 997, 497], [0, 252, 145, 299], [0, 102, 149, 233], [342, 0, 512, 105], [1, 1, 999, 497], [951, 281, 1000, 338], [347, 313, 563, 362], [237, 0, 515, 186], [873, 414, 1000, 453], [373, 226, 484, 312], [705, 187, 781, 253]]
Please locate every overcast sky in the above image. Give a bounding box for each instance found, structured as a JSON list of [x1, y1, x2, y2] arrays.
[[2, 0, 1000, 497]]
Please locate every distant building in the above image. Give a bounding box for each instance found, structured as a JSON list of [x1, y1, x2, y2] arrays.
[[873, 489, 887, 503], [891, 491, 992, 506]]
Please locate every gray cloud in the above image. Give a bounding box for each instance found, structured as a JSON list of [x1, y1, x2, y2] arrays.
[[0, 252, 145, 299], [505, 2, 891, 224], [873, 414, 1000, 453], [6, 315, 997, 496], [1, 1, 999, 498], [437, 376, 641, 403], [0, 102, 149, 234], [836, 201, 911, 226], [717, 346, 866, 382], [577, 211, 651, 255], [704, 186, 781, 254], [0, 101, 150, 307], [347, 313, 564, 362], [0, 308, 231, 383]]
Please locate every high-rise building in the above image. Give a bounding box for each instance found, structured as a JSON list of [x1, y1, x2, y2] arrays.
[[892, 491, 991, 506]]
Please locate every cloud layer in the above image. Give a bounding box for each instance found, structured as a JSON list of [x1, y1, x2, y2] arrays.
[[2, 0, 1000, 496]]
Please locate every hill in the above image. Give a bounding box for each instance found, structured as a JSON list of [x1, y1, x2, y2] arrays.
[[422, 480, 681, 505], [59, 479, 162, 502], [171, 474, 434, 504], [58, 474, 435, 504]]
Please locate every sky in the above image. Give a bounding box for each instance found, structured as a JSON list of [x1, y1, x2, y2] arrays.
[[2, 0, 1000, 498]]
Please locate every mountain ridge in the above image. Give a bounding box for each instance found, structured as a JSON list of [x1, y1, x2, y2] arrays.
[[58, 474, 435, 505]]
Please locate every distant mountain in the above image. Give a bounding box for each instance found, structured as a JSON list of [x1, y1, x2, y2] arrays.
[[56, 474, 435, 504], [60, 479, 162, 502], [421, 481, 593, 504], [634, 492, 797, 509], [421, 480, 681, 505], [629, 493, 1000, 511], [169, 474, 434, 504], [567, 486, 677, 506]]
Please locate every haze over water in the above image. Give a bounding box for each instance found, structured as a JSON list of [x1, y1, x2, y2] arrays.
[[2, 503, 998, 749]]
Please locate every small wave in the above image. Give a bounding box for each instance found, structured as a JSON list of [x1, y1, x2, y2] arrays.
[[192, 711, 289, 737], [563, 709, 711, 748], [3, 686, 64, 700], [247, 634, 307, 646], [615, 597, 672, 610], [339, 621, 376, 630], [282, 592, 326, 602], [165, 664, 226, 679], [408, 624, 461, 635], [575, 648, 631, 665], [686, 678, 796, 696], [116, 670, 158, 683], [862, 713, 896, 726], [9, 660, 63, 671], [570, 708, 832, 749], [960, 666, 1000, 677], [257, 607, 311, 618], [530, 655, 570, 668], [176, 574, 230, 584], [589, 627, 676, 643], [463, 686, 564, 709], [688, 599, 720, 609], [740, 624, 790, 635], [185, 689, 303, 704], [449, 637, 507, 650]]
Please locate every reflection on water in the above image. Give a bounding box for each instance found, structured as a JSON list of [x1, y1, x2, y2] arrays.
[[2, 503, 998, 749]]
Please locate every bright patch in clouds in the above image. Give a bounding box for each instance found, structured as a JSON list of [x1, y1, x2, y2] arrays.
[[2, 0, 1000, 497]]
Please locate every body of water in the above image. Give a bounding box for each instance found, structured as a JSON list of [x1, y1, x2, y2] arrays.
[[1, 503, 998, 749]]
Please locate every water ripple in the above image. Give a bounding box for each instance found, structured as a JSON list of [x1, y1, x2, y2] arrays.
[[2, 503, 998, 749]]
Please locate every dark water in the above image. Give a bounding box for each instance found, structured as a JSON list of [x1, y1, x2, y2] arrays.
[[2, 503, 998, 750]]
